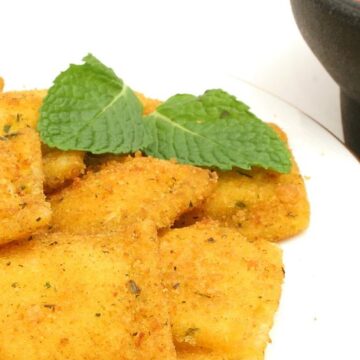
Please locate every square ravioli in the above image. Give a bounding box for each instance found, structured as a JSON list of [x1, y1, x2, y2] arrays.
[[50, 156, 217, 234], [0, 222, 176, 360], [0, 89, 47, 132], [160, 220, 284, 359], [177, 124, 310, 242], [0, 127, 51, 245], [0, 89, 85, 193]]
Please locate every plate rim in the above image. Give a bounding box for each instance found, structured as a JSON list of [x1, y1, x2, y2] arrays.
[[227, 74, 360, 163]]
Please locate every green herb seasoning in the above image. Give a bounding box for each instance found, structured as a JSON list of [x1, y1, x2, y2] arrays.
[[184, 328, 200, 337], [194, 291, 212, 299], [127, 280, 141, 296], [235, 201, 247, 209], [3, 124, 11, 133]]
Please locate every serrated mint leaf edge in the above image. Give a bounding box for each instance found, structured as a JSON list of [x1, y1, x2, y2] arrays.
[[38, 55, 148, 154], [144, 101, 292, 173]]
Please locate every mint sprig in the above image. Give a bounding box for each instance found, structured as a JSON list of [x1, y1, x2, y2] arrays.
[[38, 54, 149, 154], [38, 55, 291, 173], [143, 90, 291, 173]]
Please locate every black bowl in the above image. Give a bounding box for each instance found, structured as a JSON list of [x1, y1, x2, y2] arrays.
[[290, 0, 360, 156]]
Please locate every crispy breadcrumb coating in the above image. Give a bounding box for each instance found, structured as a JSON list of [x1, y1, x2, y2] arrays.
[[50, 156, 217, 234], [0, 222, 176, 360], [160, 220, 283, 359], [177, 348, 227, 359], [177, 124, 310, 242], [0, 89, 85, 192], [42, 149, 85, 193], [0, 89, 47, 131], [0, 128, 51, 245]]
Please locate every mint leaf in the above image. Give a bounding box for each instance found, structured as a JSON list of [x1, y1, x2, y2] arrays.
[[38, 54, 149, 154], [143, 89, 291, 173]]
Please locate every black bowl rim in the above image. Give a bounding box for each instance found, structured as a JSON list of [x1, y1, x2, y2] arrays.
[[320, 0, 360, 16], [291, 0, 360, 28]]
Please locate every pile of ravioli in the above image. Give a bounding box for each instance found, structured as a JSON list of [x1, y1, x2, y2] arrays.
[[0, 81, 310, 360]]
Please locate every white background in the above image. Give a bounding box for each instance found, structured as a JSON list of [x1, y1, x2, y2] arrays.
[[0, 0, 342, 139]]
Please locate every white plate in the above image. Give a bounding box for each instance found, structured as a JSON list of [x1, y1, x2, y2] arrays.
[[138, 73, 360, 360]]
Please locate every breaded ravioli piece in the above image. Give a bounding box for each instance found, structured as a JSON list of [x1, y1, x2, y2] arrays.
[[42, 148, 85, 193], [0, 128, 51, 245], [50, 156, 217, 234], [0, 222, 176, 360], [177, 125, 310, 242], [41, 90, 159, 192], [0, 89, 47, 132], [0, 89, 86, 192], [160, 220, 284, 359]]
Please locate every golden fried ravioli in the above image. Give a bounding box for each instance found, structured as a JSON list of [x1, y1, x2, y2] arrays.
[[0, 128, 51, 245], [0, 89, 86, 192], [50, 156, 217, 234], [0, 222, 176, 360], [160, 220, 284, 359], [0, 89, 47, 132], [40, 91, 159, 192], [42, 148, 85, 193], [178, 125, 310, 242]]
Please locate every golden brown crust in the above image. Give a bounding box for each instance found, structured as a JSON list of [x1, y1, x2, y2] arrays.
[[42, 150, 85, 193], [177, 124, 310, 242], [0, 223, 176, 360], [160, 220, 284, 358], [0, 89, 87, 192], [50, 156, 217, 234], [0, 128, 51, 245], [0, 89, 47, 132], [177, 347, 227, 359]]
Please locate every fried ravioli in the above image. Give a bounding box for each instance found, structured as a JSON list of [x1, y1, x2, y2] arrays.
[[160, 220, 284, 359], [42, 148, 85, 193], [50, 156, 217, 234], [0, 128, 51, 245], [177, 125, 310, 242], [0, 89, 47, 132], [0, 222, 176, 360], [0, 89, 86, 192]]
